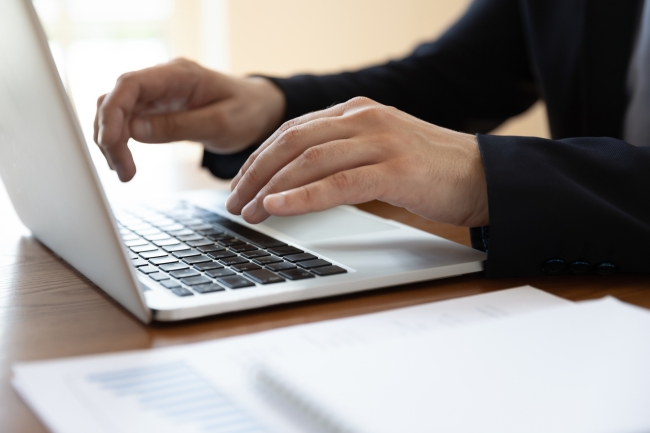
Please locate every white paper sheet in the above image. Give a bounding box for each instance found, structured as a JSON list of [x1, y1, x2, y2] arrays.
[[12, 286, 569, 433], [257, 297, 650, 433]]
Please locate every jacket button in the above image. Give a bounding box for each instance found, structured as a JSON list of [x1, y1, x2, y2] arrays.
[[570, 261, 591, 275], [597, 262, 617, 275], [543, 259, 567, 275]]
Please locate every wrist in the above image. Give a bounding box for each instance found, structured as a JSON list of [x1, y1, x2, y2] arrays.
[[460, 134, 489, 227], [245, 77, 286, 142]]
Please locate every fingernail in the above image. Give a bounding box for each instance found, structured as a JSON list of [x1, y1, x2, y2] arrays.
[[266, 193, 286, 209], [225, 191, 239, 210], [131, 118, 152, 140], [242, 199, 257, 219]]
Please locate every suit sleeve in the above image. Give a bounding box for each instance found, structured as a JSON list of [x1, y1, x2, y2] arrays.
[[202, 0, 537, 179], [474, 134, 650, 277]]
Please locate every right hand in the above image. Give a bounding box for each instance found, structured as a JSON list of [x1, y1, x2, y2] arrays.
[[94, 58, 286, 182]]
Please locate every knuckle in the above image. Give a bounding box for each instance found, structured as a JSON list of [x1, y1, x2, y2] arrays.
[[278, 118, 300, 135], [116, 72, 134, 85], [160, 115, 179, 137], [330, 171, 354, 193], [346, 96, 374, 108], [301, 145, 324, 165], [277, 126, 302, 149], [245, 163, 263, 184]]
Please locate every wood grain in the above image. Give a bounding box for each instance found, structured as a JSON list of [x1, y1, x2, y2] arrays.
[[1, 186, 649, 432]]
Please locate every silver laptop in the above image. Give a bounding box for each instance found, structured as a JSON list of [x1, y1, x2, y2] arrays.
[[0, 0, 486, 323]]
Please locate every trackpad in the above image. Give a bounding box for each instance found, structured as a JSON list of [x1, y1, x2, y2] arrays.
[[262, 207, 398, 242]]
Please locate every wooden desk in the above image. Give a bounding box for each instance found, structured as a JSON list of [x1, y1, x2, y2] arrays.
[[1, 161, 649, 432]]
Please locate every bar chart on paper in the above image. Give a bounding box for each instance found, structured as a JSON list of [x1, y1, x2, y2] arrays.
[[75, 361, 271, 433]]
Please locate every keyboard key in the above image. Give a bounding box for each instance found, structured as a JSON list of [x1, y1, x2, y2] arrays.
[[285, 253, 318, 263], [207, 233, 231, 241], [183, 255, 212, 265], [218, 238, 245, 247], [149, 256, 178, 266], [217, 275, 255, 289], [178, 234, 203, 242], [159, 223, 184, 232], [125, 239, 148, 247], [144, 233, 171, 241], [136, 228, 161, 236], [172, 249, 201, 259], [193, 283, 226, 294], [219, 256, 248, 266], [187, 239, 213, 247], [167, 228, 194, 236], [268, 246, 303, 256], [140, 250, 167, 259], [138, 265, 159, 274], [194, 262, 222, 271], [297, 259, 331, 269], [128, 251, 138, 260], [171, 287, 193, 297], [196, 228, 223, 236], [207, 250, 237, 260], [153, 238, 181, 247], [230, 243, 257, 252], [253, 255, 283, 265], [132, 258, 149, 267], [131, 244, 157, 253], [160, 262, 189, 272], [198, 245, 224, 253], [163, 244, 191, 253], [161, 280, 181, 289], [121, 234, 140, 241], [149, 272, 170, 281], [181, 276, 212, 286], [170, 269, 200, 279], [279, 268, 315, 280], [244, 269, 285, 284], [241, 250, 270, 259], [311, 265, 348, 276], [188, 223, 213, 231], [208, 216, 287, 248], [205, 268, 236, 278], [231, 263, 262, 272], [266, 262, 297, 272]]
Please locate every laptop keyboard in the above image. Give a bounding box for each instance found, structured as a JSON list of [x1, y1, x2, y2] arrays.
[[115, 203, 347, 297]]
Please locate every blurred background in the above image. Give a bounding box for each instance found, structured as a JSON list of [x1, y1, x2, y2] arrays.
[[31, 0, 550, 201]]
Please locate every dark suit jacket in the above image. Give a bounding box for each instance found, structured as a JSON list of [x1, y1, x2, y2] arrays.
[[203, 0, 650, 278]]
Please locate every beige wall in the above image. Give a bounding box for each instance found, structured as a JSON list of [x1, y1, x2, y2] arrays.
[[184, 0, 550, 138]]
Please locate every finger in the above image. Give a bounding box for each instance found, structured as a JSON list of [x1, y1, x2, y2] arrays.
[[226, 115, 356, 215], [240, 139, 380, 223], [262, 165, 385, 218], [229, 102, 350, 191], [130, 100, 231, 144]]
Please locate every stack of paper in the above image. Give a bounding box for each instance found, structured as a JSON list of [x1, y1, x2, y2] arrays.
[[17, 287, 650, 433]]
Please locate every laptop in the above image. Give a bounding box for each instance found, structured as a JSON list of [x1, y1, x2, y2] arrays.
[[0, 0, 486, 323]]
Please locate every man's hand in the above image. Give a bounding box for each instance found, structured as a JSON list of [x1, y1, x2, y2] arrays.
[[226, 97, 489, 227], [94, 58, 285, 182]]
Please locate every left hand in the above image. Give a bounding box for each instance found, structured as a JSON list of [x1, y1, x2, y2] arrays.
[[226, 97, 489, 227]]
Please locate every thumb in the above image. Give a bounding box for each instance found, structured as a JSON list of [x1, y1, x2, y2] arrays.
[[130, 104, 227, 143]]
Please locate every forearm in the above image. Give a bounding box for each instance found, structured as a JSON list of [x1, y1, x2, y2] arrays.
[[475, 134, 650, 277]]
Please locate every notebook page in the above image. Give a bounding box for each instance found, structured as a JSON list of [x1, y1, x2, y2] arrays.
[[256, 298, 650, 433], [12, 286, 569, 433]]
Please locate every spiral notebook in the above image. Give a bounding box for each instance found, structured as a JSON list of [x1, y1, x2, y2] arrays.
[[255, 297, 650, 433]]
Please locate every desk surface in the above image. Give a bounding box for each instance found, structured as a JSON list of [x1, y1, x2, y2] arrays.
[[1, 163, 649, 432]]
